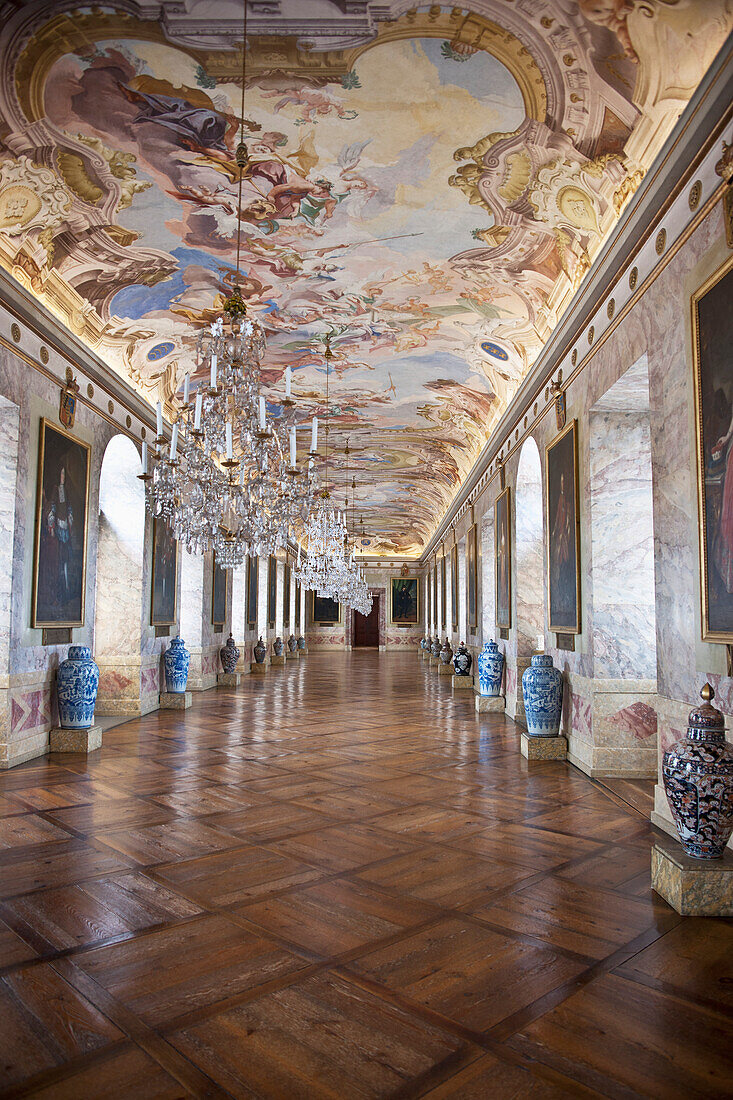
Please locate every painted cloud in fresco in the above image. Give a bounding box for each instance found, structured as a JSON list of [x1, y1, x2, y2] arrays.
[[0, 3, 728, 553]]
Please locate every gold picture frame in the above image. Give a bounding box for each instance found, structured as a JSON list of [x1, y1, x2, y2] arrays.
[[495, 487, 511, 630], [311, 592, 341, 624], [390, 576, 419, 625], [32, 418, 91, 628], [150, 517, 178, 627], [451, 542, 458, 628], [440, 554, 446, 627], [211, 553, 228, 626], [246, 554, 258, 627], [466, 523, 478, 630], [692, 253, 733, 642], [545, 419, 581, 634]]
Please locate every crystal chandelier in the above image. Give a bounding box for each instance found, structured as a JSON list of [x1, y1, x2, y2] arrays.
[[139, 2, 317, 563]]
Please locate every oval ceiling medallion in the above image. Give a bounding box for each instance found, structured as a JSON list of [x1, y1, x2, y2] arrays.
[[655, 228, 666, 255], [607, 298, 615, 320], [146, 341, 175, 362], [629, 266, 638, 290], [480, 340, 509, 361], [689, 180, 702, 210]]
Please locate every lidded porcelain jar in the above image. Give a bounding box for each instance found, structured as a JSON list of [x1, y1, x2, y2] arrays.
[[297, 635, 306, 651], [478, 640, 504, 697], [431, 637, 441, 659], [253, 637, 267, 663], [288, 634, 298, 652], [439, 639, 453, 665], [663, 684, 733, 858], [57, 645, 99, 729], [163, 636, 190, 695], [453, 642, 472, 677], [219, 633, 240, 674], [273, 637, 285, 656], [522, 654, 562, 737]]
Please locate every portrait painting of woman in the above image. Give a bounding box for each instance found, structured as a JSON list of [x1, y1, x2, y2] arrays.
[[32, 419, 90, 627], [546, 420, 581, 634]]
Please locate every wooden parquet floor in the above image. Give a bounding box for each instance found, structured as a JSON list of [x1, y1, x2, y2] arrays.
[[0, 652, 731, 1099]]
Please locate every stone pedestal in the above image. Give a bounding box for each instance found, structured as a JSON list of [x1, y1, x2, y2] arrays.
[[521, 733, 567, 760], [218, 673, 242, 687], [475, 694, 505, 713], [271, 655, 286, 667], [49, 726, 102, 753], [420, 650, 429, 661], [437, 662, 453, 676], [251, 662, 268, 675], [651, 835, 733, 916], [429, 656, 439, 666], [452, 675, 473, 692], [286, 650, 299, 660], [160, 692, 192, 709]]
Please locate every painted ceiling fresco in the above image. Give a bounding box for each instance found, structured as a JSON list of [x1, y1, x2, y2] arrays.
[[0, 1, 730, 554]]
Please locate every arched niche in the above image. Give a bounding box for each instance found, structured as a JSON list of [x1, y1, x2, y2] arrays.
[[94, 434, 145, 714], [515, 437, 545, 659]]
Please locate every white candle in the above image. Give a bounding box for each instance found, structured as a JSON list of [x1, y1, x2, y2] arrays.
[[285, 366, 292, 398], [183, 373, 190, 404], [169, 423, 179, 460], [194, 391, 203, 430], [225, 421, 233, 459], [156, 401, 163, 437], [297, 543, 301, 567], [259, 396, 266, 430], [311, 416, 318, 452], [289, 426, 296, 467], [210, 353, 218, 389], [141, 442, 148, 475]]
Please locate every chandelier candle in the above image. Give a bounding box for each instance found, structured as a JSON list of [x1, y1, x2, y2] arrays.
[[311, 417, 318, 453], [290, 427, 296, 467], [156, 401, 163, 438], [194, 391, 202, 431], [141, 442, 148, 475], [210, 353, 218, 390], [259, 396, 266, 431], [183, 373, 190, 404], [285, 366, 292, 399], [225, 422, 233, 460], [169, 423, 179, 461]]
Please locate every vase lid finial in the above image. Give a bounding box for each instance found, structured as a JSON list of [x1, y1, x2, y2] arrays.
[[688, 682, 725, 735]]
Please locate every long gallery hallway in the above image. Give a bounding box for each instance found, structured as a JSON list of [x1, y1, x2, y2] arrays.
[[0, 652, 730, 1098]]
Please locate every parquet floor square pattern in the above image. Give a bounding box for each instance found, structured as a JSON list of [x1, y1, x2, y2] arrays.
[[0, 652, 730, 1098]]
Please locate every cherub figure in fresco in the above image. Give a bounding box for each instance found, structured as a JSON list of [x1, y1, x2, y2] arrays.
[[260, 85, 358, 123]]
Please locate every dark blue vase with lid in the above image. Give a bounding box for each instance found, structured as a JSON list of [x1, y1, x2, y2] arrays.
[[57, 645, 99, 729], [453, 643, 472, 676]]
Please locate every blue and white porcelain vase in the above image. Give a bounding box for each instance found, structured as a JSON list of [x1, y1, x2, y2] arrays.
[[439, 639, 453, 665], [453, 642, 472, 677], [254, 637, 267, 663], [420, 636, 428, 651], [288, 634, 298, 653], [663, 684, 733, 858], [219, 633, 239, 674], [297, 635, 306, 651], [273, 637, 285, 657], [522, 654, 562, 737], [163, 636, 190, 694], [478, 641, 504, 697], [57, 645, 99, 729], [431, 636, 441, 659]]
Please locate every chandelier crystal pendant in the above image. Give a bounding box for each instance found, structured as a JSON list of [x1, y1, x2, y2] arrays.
[[139, 1, 317, 564]]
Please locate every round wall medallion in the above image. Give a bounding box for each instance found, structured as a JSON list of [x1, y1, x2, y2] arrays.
[[126, 414, 132, 428], [688, 180, 702, 210], [523, 415, 528, 428], [87, 383, 94, 398], [607, 298, 615, 320], [10, 323, 20, 343], [571, 349, 577, 366], [533, 402, 538, 416], [655, 228, 666, 255], [588, 325, 595, 345], [629, 266, 638, 290], [544, 387, 550, 401], [107, 400, 114, 414], [141, 426, 147, 439], [39, 345, 49, 364]]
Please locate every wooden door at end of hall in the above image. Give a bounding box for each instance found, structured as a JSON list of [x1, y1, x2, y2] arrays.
[[353, 595, 379, 647]]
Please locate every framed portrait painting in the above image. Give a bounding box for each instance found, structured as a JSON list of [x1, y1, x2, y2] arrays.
[[440, 555, 446, 627], [32, 419, 90, 628], [246, 554, 258, 628], [283, 563, 291, 625], [546, 419, 581, 634], [466, 524, 478, 630], [267, 555, 277, 627], [451, 543, 458, 628], [693, 255, 733, 640], [495, 487, 511, 630], [151, 517, 178, 626], [211, 553, 228, 627], [312, 593, 340, 624], [391, 577, 419, 625], [295, 580, 301, 629], [433, 562, 438, 625]]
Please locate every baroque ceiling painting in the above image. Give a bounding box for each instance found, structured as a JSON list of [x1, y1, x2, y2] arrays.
[[0, 1, 730, 554]]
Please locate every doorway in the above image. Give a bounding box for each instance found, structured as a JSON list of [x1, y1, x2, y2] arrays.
[[353, 595, 380, 647]]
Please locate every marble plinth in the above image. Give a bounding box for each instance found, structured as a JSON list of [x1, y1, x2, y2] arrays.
[[50, 725, 102, 753], [429, 656, 439, 666], [651, 835, 733, 916], [160, 692, 192, 709], [452, 676, 473, 692], [251, 663, 268, 675], [286, 650, 299, 660], [218, 673, 241, 687], [475, 694, 505, 713], [271, 655, 286, 667], [437, 662, 453, 676], [521, 733, 567, 760]]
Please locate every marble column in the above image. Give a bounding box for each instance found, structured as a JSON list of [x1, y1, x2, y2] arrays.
[[0, 399, 19, 766], [179, 551, 217, 691]]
